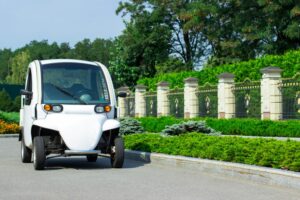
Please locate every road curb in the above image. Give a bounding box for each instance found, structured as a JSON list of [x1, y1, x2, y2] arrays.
[[0, 134, 18, 138], [125, 150, 300, 190]]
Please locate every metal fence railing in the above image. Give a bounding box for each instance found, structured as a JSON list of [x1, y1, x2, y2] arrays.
[[279, 74, 300, 119], [233, 79, 261, 118], [145, 91, 157, 117], [198, 83, 218, 118], [125, 95, 135, 117], [168, 88, 184, 118]]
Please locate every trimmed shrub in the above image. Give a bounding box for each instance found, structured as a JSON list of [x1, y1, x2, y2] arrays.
[[161, 121, 220, 136], [136, 117, 300, 137], [205, 118, 300, 137], [137, 116, 182, 133], [124, 133, 300, 172], [138, 49, 300, 90], [0, 111, 20, 123], [119, 118, 144, 135]]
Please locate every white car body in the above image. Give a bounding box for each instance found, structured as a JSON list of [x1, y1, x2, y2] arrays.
[[20, 59, 125, 169]]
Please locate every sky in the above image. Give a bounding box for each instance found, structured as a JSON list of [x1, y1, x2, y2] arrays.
[[0, 0, 126, 50]]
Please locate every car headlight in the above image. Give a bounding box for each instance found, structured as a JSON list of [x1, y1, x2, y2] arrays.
[[95, 105, 111, 113], [43, 104, 63, 113]]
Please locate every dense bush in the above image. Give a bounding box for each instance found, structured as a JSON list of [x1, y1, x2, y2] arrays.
[[124, 133, 300, 172], [205, 118, 300, 137], [119, 118, 144, 135], [0, 89, 21, 112], [0, 120, 19, 134], [137, 117, 182, 133], [138, 50, 300, 90], [161, 121, 220, 136], [0, 111, 20, 123], [136, 117, 300, 137]]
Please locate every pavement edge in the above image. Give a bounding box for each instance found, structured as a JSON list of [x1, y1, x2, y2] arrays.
[[125, 150, 300, 190]]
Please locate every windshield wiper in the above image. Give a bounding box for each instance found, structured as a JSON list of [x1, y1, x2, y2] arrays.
[[50, 83, 88, 105]]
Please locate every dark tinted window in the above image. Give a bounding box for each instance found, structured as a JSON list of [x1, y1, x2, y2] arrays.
[[42, 63, 110, 104]]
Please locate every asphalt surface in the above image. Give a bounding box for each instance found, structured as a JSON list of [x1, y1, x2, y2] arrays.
[[0, 138, 300, 200]]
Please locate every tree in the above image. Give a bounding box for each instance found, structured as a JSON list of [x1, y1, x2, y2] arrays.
[[0, 89, 13, 112], [6, 50, 31, 84], [116, 5, 172, 77], [183, 0, 300, 67], [117, 0, 204, 68], [0, 49, 12, 83], [109, 39, 140, 88]]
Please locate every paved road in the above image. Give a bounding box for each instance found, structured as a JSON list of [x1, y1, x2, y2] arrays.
[[0, 138, 299, 200]]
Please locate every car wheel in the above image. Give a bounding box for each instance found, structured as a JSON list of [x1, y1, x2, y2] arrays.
[[86, 155, 98, 162], [110, 137, 124, 168], [33, 136, 46, 170], [21, 137, 32, 163]]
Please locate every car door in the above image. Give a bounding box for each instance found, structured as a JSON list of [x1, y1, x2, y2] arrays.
[[22, 68, 35, 148]]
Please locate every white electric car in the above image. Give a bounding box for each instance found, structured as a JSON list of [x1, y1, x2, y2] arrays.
[[19, 59, 126, 170]]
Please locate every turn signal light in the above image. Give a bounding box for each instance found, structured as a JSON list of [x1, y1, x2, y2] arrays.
[[44, 104, 52, 111], [43, 104, 63, 112], [104, 105, 111, 112], [95, 105, 111, 113]]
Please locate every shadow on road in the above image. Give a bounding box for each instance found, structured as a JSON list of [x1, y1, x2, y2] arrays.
[[45, 157, 146, 170]]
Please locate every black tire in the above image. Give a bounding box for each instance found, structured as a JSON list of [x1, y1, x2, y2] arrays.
[[86, 155, 98, 162], [110, 137, 124, 168], [33, 136, 46, 170], [21, 137, 32, 163]]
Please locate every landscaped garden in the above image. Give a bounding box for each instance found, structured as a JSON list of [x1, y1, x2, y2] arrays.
[[1, 113, 299, 172], [119, 117, 300, 172]]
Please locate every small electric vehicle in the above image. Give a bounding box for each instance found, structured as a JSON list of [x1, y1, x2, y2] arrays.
[[19, 59, 127, 170]]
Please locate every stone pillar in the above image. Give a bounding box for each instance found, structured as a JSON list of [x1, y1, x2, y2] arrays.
[[218, 73, 235, 119], [135, 84, 147, 117], [117, 86, 130, 118], [260, 67, 283, 120], [157, 81, 170, 117], [184, 77, 199, 119]]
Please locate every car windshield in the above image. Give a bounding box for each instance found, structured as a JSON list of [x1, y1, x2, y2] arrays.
[[41, 62, 110, 105]]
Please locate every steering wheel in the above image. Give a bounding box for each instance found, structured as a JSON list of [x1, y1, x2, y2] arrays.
[[75, 89, 93, 102]]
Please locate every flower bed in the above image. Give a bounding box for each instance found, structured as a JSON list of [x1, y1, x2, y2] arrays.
[[0, 120, 19, 134]]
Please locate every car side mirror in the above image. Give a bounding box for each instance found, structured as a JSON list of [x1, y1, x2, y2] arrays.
[[20, 89, 33, 97], [117, 91, 127, 98]]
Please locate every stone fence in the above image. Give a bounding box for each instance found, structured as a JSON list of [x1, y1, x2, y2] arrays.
[[117, 67, 300, 120]]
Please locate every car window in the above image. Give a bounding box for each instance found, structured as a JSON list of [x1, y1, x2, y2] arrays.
[[41, 63, 110, 105]]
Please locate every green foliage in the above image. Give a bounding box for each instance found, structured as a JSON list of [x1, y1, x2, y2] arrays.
[[13, 96, 21, 112], [136, 117, 300, 137], [155, 58, 187, 74], [0, 90, 14, 112], [205, 118, 300, 138], [161, 121, 220, 136], [109, 39, 140, 88], [119, 118, 144, 135], [138, 49, 300, 90], [124, 133, 300, 172], [0, 38, 114, 85], [0, 111, 19, 123], [6, 50, 31, 84], [137, 117, 182, 133]]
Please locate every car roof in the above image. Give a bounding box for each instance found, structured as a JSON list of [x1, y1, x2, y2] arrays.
[[39, 59, 99, 66]]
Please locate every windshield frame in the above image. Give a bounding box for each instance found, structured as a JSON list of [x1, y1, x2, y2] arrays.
[[40, 62, 110, 105]]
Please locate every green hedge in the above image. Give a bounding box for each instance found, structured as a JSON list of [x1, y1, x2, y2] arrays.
[[138, 49, 300, 90], [205, 118, 300, 137], [137, 117, 182, 133], [0, 111, 19, 123], [136, 117, 300, 137], [124, 133, 300, 172]]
